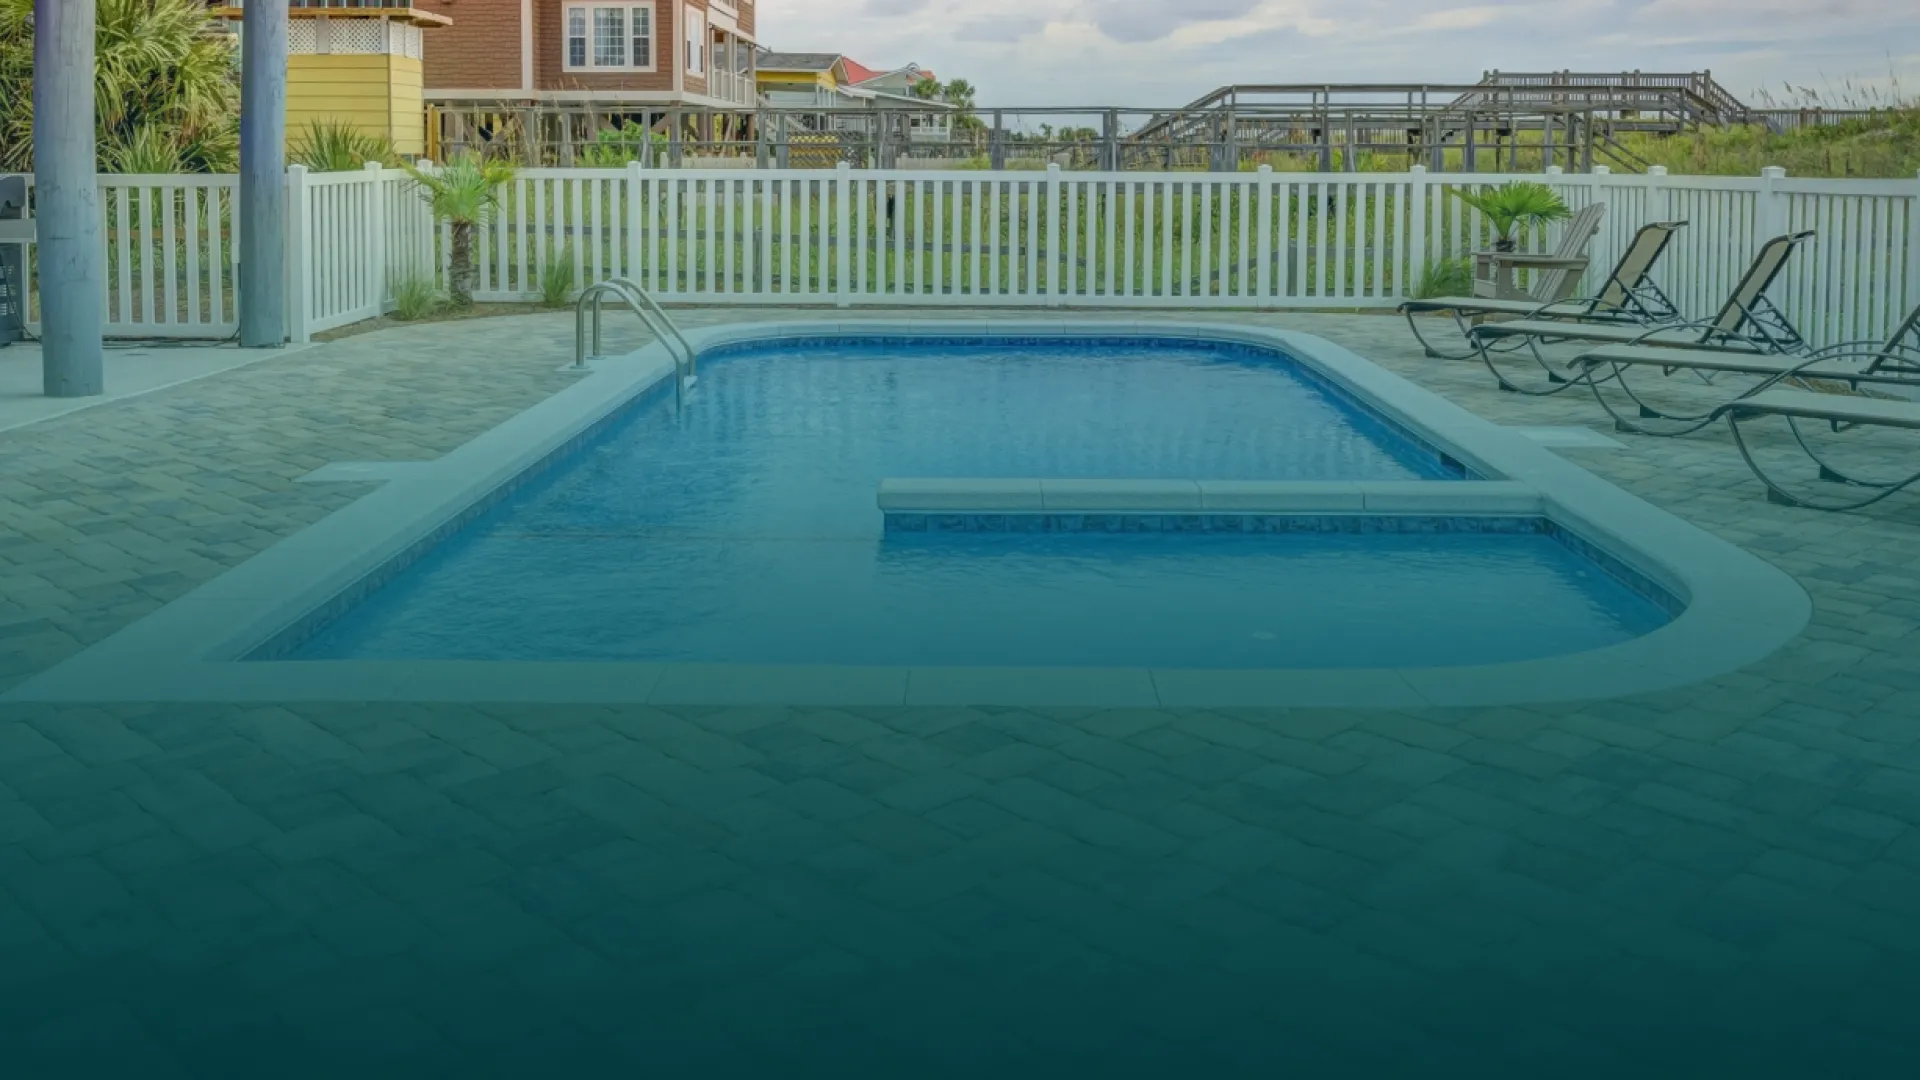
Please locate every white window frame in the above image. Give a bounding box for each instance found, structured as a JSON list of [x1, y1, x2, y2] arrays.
[[684, 6, 706, 77], [562, 2, 658, 73]]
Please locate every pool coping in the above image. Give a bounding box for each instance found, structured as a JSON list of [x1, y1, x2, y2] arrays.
[[3, 319, 1812, 710]]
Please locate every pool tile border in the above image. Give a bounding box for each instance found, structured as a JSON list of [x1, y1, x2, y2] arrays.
[[2, 319, 1811, 709], [705, 334, 1477, 481]]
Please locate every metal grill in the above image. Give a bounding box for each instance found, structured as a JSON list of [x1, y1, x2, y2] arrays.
[[0, 175, 24, 346], [0, 258, 21, 345]]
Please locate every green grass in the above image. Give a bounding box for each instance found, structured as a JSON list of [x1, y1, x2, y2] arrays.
[[456, 181, 1515, 302], [1614, 109, 1920, 178]]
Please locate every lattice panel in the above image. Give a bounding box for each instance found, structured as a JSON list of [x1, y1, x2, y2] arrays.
[[326, 18, 389, 54], [390, 23, 424, 61], [288, 20, 319, 52]]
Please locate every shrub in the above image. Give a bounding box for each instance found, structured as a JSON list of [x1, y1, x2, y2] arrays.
[[391, 274, 446, 321], [0, 0, 241, 173], [579, 122, 670, 166], [290, 120, 396, 172], [1413, 257, 1474, 300], [539, 247, 577, 308]]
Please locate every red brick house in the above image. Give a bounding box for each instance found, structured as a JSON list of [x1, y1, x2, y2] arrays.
[[416, 0, 759, 108]]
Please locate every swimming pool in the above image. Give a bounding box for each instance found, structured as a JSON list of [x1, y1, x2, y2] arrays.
[[7, 320, 1810, 708], [289, 336, 1663, 669]]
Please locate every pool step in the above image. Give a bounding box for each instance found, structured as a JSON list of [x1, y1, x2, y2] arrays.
[[875, 477, 1544, 517]]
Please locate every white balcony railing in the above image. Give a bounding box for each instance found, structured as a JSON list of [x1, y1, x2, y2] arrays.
[[706, 66, 758, 106]]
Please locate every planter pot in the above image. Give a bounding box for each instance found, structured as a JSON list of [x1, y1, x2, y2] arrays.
[[1492, 237, 1518, 253]]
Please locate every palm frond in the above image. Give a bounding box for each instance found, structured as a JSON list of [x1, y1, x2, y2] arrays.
[[1451, 181, 1572, 241], [102, 123, 188, 175], [0, 0, 241, 172], [402, 154, 518, 226]]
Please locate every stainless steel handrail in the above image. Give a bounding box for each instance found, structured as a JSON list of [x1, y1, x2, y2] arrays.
[[607, 277, 699, 386], [573, 279, 699, 410]]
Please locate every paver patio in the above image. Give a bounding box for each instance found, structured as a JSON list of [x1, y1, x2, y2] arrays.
[[2, 309, 1919, 1078]]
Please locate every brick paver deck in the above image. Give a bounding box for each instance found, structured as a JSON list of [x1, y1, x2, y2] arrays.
[[2, 310, 1918, 1078]]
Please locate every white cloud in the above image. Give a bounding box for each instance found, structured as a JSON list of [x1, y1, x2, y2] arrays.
[[757, 0, 1920, 107]]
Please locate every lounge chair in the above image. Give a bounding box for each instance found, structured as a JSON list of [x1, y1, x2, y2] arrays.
[[1712, 389, 1920, 510], [1401, 216, 1686, 360], [1571, 300, 1920, 436], [1465, 231, 1816, 395]]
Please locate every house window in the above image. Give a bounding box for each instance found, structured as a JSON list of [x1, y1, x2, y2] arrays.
[[564, 3, 655, 71], [685, 7, 705, 76]]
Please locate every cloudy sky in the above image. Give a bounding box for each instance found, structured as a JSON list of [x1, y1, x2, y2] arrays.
[[761, 0, 1920, 111]]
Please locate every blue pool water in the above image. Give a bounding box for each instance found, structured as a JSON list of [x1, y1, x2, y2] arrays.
[[292, 337, 1671, 667]]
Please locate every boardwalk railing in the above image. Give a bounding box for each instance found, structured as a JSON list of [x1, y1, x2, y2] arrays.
[[9, 164, 1920, 350]]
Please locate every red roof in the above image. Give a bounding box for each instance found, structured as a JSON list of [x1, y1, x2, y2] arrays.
[[840, 58, 882, 84], [841, 59, 937, 86]]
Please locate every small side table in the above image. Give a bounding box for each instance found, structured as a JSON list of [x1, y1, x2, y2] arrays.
[[1472, 251, 1591, 304]]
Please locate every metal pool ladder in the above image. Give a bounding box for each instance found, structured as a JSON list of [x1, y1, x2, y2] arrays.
[[574, 278, 699, 409]]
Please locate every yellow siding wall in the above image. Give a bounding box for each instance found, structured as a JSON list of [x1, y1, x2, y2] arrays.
[[387, 57, 426, 157], [756, 70, 837, 92], [287, 54, 429, 157]]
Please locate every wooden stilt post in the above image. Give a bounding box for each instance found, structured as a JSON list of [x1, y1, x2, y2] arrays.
[[238, 0, 289, 348], [32, 0, 105, 395]]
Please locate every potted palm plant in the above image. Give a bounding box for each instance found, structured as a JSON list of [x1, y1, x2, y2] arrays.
[[1452, 181, 1572, 252], [402, 154, 517, 308]]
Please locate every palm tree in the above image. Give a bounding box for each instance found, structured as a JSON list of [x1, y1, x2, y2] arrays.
[[0, 0, 242, 172], [402, 154, 517, 308], [941, 77, 983, 133]]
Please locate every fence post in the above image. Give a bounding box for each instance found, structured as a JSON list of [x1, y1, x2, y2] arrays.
[[1588, 165, 1611, 286], [364, 160, 387, 314], [626, 160, 644, 283], [1541, 165, 1564, 255], [1908, 169, 1920, 329], [1757, 165, 1788, 239], [835, 162, 852, 308], [1406, 164, 1428, 295], [1256, 165, 1274, 304], [1046, 164, 1062, 306], [1646, 164, 1671, 226], [285, 164, 311, 344]]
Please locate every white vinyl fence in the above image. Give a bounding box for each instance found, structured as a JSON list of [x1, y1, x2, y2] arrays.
[[11, 164, 1920, 349], [14, 173, 239, 339]]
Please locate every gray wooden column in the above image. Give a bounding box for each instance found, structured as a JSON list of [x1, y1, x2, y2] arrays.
[[33, 0, 106, 397], [238, 0, 288, 347]]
